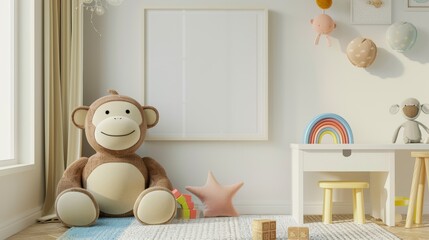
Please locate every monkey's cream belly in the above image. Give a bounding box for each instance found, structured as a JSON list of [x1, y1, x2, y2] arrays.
[[85, 163, 146, 215]]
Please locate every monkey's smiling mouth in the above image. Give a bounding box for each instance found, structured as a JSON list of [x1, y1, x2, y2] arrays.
[[101, 130, 135, 137]]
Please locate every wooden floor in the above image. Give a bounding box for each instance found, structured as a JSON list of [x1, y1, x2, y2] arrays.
[[7, 214, 429, 239]]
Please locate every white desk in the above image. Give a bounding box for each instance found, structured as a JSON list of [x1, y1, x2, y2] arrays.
[[291, 144, 429, 227]]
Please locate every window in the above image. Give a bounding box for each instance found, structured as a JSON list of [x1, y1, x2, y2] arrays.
[[0, 0, 15, 167], [0, 0, 38, 171]]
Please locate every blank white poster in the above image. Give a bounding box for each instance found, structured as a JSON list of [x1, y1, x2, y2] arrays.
[[143, 9, 268, 140]]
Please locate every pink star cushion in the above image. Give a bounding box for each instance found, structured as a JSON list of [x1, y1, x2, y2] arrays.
[[186, 171, 244, 217]]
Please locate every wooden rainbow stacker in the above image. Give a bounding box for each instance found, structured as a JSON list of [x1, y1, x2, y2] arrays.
[[172, 189, 199, 219]]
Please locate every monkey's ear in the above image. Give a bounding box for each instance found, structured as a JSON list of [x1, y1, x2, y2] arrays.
[[389, 104, 400, 114], [143, 106, 159, 128], [72, 107, 89, 129], [422, 104, 429, 114]]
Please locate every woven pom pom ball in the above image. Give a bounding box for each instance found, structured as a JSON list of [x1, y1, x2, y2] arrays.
[[386, 22, 417, 52], [346, 37, 377, 68]]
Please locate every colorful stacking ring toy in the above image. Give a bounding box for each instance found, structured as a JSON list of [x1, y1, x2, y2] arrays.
[[304, 113, 354, 144]]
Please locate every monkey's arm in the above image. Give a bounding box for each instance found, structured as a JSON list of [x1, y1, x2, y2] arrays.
[[392, 125, 403, 143], [143, 157, 173, 190], [134, 157, 176, 225], [56, 157, 88, 195], [416, 121, 429, 134]]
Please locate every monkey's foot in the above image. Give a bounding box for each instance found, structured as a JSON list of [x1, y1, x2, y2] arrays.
[[56, 188, 99, 227], [133, 187, 177, 225]]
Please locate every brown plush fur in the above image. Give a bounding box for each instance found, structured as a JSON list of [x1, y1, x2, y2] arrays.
[[56, 157, 88, 193]]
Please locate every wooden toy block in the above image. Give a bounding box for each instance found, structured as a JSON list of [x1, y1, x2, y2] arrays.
[[251, 230, 270, 240], [270, 230, 276, 239], [299, 227, 309, 239], [252, 230, 275, 240], [252, 219, 275, 232], [252, 219, 276, 240], [288, 227, 309, 240], [288, 227, 299, 239], [269, 221, 276, 231]]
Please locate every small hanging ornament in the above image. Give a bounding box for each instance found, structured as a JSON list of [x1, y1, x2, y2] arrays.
[[311, 14, 336, 47], [316, 0, 333, 10], [386, 22, 417, 52], [346, 37, 377, 68]]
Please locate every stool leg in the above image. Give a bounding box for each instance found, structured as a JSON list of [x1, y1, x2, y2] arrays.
[[353, 188, 365, 224], [353, 189, 357, 223], [406, 158, 423, 228], [322, 188, 333, 224], [426, 157, 429, 192], [415, 160, 426, 224]]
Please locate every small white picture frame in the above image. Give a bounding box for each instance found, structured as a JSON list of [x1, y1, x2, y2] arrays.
[[405, 0, 429, 11], [351, 0, 392, 25]]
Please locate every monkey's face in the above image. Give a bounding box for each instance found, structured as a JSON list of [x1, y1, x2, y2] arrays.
[[92, 101, 143, 151], [402, 104, 419, 120]]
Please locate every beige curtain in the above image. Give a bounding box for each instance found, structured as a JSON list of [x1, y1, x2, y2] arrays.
[[42, 0, 84, 216]]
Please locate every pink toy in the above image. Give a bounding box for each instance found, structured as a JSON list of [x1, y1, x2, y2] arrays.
[[310, 13, 336, 46]]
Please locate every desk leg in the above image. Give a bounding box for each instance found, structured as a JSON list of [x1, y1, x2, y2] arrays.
[[370, 170, 395, 226], [387, 159, 396, 227], [292, 149, 304, 224]]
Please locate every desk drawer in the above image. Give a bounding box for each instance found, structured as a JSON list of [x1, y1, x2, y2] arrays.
[[302, 150, 393, 172]]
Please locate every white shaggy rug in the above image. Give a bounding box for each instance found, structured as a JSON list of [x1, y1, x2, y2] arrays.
[[59, 215, 400, 240]]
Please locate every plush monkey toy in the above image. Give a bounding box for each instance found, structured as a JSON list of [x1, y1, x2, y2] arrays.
[[390, 98, 429, 143], [55, 90, 177, 227]]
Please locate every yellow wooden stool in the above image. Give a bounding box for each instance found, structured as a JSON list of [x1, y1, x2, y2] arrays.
[[405, 152, 429, 229], [319, 181, 369, 224]]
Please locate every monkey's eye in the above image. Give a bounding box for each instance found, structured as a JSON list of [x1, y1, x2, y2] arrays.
[[105, 110, 110, 115], [125, 109, 130, 114]]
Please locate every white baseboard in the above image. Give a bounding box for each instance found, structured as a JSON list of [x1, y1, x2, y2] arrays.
[[0, 206, 42, 240], [235, 204, 290, 215], [221, 203, 429, 215], [234, 203, 354, 215], [303, 202, 356, 215]]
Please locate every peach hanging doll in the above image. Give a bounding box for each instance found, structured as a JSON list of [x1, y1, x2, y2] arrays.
[[311, 13, 336, 46]]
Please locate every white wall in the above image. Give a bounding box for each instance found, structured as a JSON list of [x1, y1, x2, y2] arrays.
[[83, 0, 429, 215], [0, 0, 44, 239]]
